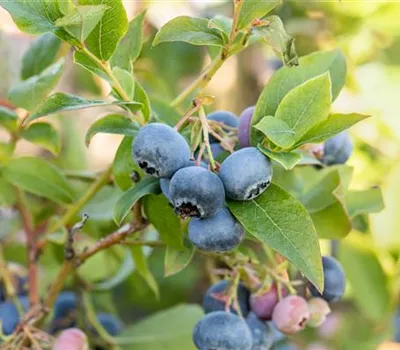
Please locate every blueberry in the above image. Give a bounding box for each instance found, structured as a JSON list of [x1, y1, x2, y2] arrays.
[[51, 291, 78, 332], [321, 132, 353, 165], [132, 123, 191, 178], [210, 143, 224, 158], [238, 106, 254, 149], [203, 280, 250, 316], [246, 312, 273, 350], [53, 328, 88, 350], [309, 256, 346, 303], [219, 148, 272, 201], [193, 311, 253, 350], [169, 166, 225, 218], [208, 111, 238, 143], [189, 208, 245, 252], [0, 296, 29, 335], [97, 313, 122, 336], [272, 296, 310, 334], [0, 263, 28, 301], [250, 284, 287, 321]]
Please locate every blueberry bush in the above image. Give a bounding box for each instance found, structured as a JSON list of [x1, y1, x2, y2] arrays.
[[0, 1, 396, 349]]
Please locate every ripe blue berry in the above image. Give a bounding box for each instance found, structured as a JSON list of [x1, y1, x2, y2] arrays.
[[0, 263, 27, 302], [272, 296, 310, 334], [51, 291, 78, 332], [0, 296, 29, 335], [97, 313, 122, 336], [132, 123, 190, 178], [219, 148, 272, 201], [238, 106, 255, 148], [246, 312, 273, 350], [193, 311, 253, 350], [203, 280, 250, 316], [189, 208, 245, 252], [169, 166, 225, 218], [208, 111, 238, 143], [321, 132, 353, 165], [309, 256, 346, 303]]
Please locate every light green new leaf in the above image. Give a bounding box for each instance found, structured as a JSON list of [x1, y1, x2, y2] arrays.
[[85, 114, 138, 146], [344, 188, 384, 218], [258, 146, 302, 170], [131, 246, 159, 299], [254, 116, 295, 149], [208, 15, 232, 43], [134, 81, 151, 122], [9, 59, 65, 111], [78, 0, 128, 61], [252, 49, 347, 136], [3, 157, 74, 204], [112, 67, 135, 99], [27, 92, 142, 122], [113, 177, 160, 225], [21, 122, 61, 155], [237, 0, 280, 30], [153, 16, 224, 47], [165, 243, 195, 277], [0, 143, 15, 163], [0, 107, 18, 133], [111, 10, 146, 71], [143, 194, 184, 250], [21, 33, 61, 80], [228, 184, 323, 290], [0, 176, 16, 206], [275, 73, 332, 145], [117, 304, 203, 350], [295, 113, 370, 147], [55, 5, 108, 42], [73, 50, 109, 81]]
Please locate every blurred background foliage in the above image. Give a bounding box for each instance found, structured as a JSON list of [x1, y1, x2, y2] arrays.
[[1, 1, 400, 349]]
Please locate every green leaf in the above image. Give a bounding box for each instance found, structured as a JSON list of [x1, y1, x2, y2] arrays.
[[112, 67, 135, 100], [21, 122, 61, 155], [344, 188, 384, 218], [143, 194, 184, 249], [295, 113, 370, 147], [73, 50, 109, 81], [113, 177, 160, 225], [237, 0, 280, 30], [254, 116, 295, 149], [21, 33, 61, 80], [339, 236, 390, 321], [252, 49, 347, 139], [165, 243, 195, 277], [274, 73, 332, 146], [0, 143, 15, 163], [134, 81, 151, 122], [55, 5, 108, 42], [111, 10, 146, 71], [85, 114, 138, 146], [228, 184, 323, 290], [27, 92, 143, 122], [113, 136, 140, 191], [9, 59, 65, 111], [0, 176, 16, 206], [208, 15, 232, 43], [78, 0, 128, 61], [117, 304, 203, 350], [0, 107, 18, 133], [151, 98, 181, 126], [258, 146, 302, 170], [131, 246, 159, 299], [3, 157, 74, 204], [153, 16, 224, 47], [94, 249, 134, 291]]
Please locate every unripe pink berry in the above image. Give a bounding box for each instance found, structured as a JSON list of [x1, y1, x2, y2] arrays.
[[308, 298, 331, 328], [53, 328, 88, 350], [272, 295, 310, 334], [250, 284, 287, 320]]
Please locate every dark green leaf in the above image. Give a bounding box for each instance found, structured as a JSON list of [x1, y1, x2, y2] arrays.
[[254, 116, 295, 149], [237, 0, 280, 30], [9, 59, 65, 111], [344, 188, 384, 218], [143, 194, 184, 249], [0, 107, 18, 133], [85, 114, 138, 146], [73, 50, 109, 81], [21, 122, 61, 155], [165, 243, 195, 277], [111, 10, 146, 71], [258, 146, 302, 170], [3, 157, 74, 204], [112, 67, 135, 99], [131, 246, 159, 299], [21, 33, 61, 80], [134, 81, 151, 122], [78, 0, 128, 61], [113, 177, 160, 225], [228, 184, 323, 290], [117, 304, 203, 350], [153, 16, 223, 47], [27, 92, 143, 122]]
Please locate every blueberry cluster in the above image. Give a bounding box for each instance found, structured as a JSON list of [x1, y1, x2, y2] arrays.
[[132, 112, 272, 253], [192, 256, 345, 350]]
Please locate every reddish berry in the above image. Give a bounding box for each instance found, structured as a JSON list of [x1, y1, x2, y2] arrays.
[[308, 298, 331, 328], [250, 284, 287, 320], [53, 328, 88, 350]]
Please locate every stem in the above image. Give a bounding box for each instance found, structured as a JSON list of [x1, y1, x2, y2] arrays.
[[15, 188, 39, 306], [174, 104, 200, 131], [199, 106, 216, 170], [121, 240, 164, 247], [227, 0, 244, 51]]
